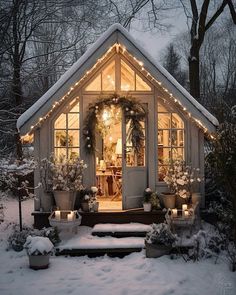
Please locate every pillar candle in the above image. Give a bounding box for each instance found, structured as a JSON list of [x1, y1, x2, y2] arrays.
[[172, 208, 178, 217], [184, 210, 189, 217], [55, 210, 60, 220], [182, 204, 188, 211]]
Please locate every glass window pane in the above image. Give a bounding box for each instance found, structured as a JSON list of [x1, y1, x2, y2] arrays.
[[102, 61, 115, 91], [54, 148, 66, 160], [172, 148, 184, 160], [68, 130, 79, 147], [68, 113, 79, 129], [55, 130, 67, 147], [157, 102, 169, 112], [172, 113, 184, 128], [54, 113, 66, 129], [69, 102, 79, 113], [136, 74, 151, 91], [68, 148, 80, 160], [158, 147, 171, 164], [158, 165, 168, 182], [158, 113, 171, 128], [171, 130, 184, 146], [85, 74, 101, 91], [121, 60, 135, 91], [126, 120, 145, 167]]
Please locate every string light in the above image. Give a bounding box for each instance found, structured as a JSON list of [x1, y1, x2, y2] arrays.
[[22, 42, 215, 141]]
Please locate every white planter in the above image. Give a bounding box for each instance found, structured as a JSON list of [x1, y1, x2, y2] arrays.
[[53, 191, 76, 210], [143, 203, 152, 212], [28, 254, 50, 270]]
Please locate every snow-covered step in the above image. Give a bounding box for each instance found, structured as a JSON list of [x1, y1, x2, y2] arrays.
[[92, 223, 152, 237], [56, 226, 145, 257]]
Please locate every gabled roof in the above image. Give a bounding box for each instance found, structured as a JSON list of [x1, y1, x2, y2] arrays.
[[17, 23, 218, 135]]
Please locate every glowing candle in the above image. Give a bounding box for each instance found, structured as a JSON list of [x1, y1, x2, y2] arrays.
[[184, 210, 189, 218], [182, 204, 188, 211], [55, 210, 60, 220], [172, 209, 178, 217], [67, 212, 73, 221]]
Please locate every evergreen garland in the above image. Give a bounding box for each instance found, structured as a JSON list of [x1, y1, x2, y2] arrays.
[[83, 94, 147, 154]]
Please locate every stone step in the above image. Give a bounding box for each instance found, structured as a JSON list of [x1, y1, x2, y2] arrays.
[[56, 226, 145, 257], [92, 223, 152, 237]]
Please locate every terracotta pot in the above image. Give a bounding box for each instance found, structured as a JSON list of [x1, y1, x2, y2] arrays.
[[53, 190, 76, 210], [143, 203, 152, 212], [160, 193, 176, 209], [28, 254, 50, 270], [145, 241, 172, 258], [81, 202, 90, 212]]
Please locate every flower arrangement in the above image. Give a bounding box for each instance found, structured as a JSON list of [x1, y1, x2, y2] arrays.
[[145, 223, 176, 246], [143, 188, 152, 203], [164, 160, 202, 200], [24, 236, 54, 256], [50, 156, 87, 191]]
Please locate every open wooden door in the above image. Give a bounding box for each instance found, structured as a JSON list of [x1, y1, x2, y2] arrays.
[[122, 108, 147, 209]]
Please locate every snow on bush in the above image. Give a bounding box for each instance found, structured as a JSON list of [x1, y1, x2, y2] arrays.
[[24, 236, 53, 256], [8, 225, 60, 252], [145, 223, 176, 246]]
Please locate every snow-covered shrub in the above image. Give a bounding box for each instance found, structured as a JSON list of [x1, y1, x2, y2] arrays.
[[24, 236, 53, 256], [8, 225, 60, 252], [206, 111, 236, 244], [0, 157, 35, 199], [145, 223, 177, 246]]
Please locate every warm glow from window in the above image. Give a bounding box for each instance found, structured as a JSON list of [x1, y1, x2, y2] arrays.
[[157, 102, 185, 181], [54, 101, 80, 159], [121, 60, 135, 91]]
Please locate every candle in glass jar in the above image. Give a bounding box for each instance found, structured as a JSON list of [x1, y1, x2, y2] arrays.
[[184, 210, 189, 217], [182, 204, 188, 211], [172, 208, 178, 217], [55, 210, 60, 220], [67, 213, 72, 221]]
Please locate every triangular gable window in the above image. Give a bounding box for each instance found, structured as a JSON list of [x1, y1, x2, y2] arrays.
[[85, 61, 115, 91], [121, 59, 151, 91]]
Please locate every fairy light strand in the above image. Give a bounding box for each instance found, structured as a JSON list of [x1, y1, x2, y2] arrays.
[[21, 43, 215, 141]]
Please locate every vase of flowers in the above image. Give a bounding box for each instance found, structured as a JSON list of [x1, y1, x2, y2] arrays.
[[143, 188, 152, 212], [145, 223, 176, 258], [24, 236, 54, 270], [51, 157, 87, 210], [163, 161, 202, 209]]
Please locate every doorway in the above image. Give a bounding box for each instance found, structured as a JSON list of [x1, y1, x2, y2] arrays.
[[95, 105, 123, 211]]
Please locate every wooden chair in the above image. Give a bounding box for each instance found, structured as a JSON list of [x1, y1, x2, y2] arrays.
[[111, 167, 122, 200]]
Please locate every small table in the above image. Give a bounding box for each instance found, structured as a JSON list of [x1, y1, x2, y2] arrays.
[[96, 170, 113, 196]]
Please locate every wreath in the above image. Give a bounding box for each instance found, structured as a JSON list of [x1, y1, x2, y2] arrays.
[[83, 94, 147, 154]]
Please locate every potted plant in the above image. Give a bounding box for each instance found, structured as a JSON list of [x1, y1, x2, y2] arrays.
[[51, 156, 87, 210], [145, 223, 177, 258], [143, 188, 152, 212], [162, 161, 202, 209], [24, 235, 54, 270], [89, 186, 99, 212], [39, 157, 54, 212]]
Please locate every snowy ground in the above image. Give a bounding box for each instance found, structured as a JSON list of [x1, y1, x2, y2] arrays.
[[0, 198, 235, 295]]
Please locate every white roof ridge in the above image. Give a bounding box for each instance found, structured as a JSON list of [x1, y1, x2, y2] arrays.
[[17, 23, 218, 131]]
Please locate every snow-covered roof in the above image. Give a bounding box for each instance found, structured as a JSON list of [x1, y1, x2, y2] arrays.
[[17, 23, 218, 135]]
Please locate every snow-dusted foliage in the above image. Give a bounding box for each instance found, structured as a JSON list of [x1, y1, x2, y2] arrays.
[[50, 156, 87, 191], [0, 157, 35, 198], [8, 225, 60, 252], [24, 235, 53, 256], [145, 223, 177, 246], [163, 160, 201, 200]]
